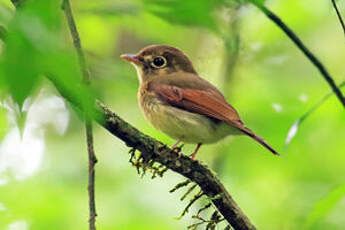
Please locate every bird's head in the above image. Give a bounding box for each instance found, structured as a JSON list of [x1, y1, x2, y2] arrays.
[[121, 45, 196, 83]]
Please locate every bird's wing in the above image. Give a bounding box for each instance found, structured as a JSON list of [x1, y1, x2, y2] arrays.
[[150, 83, 242, 124], [149, 82, 279, 155]]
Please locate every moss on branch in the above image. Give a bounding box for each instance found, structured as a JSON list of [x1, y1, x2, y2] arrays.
[[95, 101, 256, 230]]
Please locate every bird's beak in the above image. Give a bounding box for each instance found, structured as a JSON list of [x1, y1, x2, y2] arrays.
[[120, 54, 141, 65]]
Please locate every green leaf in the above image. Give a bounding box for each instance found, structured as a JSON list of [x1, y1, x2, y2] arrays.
[[1, 0, 61, 108], [143, 0, 224, 32], [43, 51, 97, 118], [305, 184, 345, 229], [0, 3, 13, 25], [247, 0, 266, 4], [0, 0, 99, 129], [2, 31, 41, 107]]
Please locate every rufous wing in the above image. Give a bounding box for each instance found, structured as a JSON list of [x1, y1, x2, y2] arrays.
[[149, 83, 279, 155]]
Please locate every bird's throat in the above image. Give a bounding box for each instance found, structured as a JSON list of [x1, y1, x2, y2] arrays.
[[132, 63, 144, 84]]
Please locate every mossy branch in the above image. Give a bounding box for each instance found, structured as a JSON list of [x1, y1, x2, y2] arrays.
[[91, 101, 256, 230]]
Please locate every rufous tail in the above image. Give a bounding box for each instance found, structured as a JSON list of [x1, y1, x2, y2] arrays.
[[239, 126, 279, 156]]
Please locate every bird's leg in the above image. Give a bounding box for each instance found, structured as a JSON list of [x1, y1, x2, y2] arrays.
[[170, 139, 182, 150], [190, 143, 202, 161], [170, 139, 182, 157]]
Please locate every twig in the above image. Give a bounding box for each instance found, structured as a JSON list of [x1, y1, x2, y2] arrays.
[[331, 0, 345, 37], [85, 121, 97, 230], [61, 1, 97, 230], [250, 1, 345, 108], [62, 0, 90, 83], [285, 80, 345, 145], [298, 81, 345, 124]]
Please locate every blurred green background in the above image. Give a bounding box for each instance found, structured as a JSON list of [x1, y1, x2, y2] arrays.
[[0, 0, 345, 229]]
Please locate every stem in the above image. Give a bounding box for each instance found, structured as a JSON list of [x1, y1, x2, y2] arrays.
[[85, 121, 97, 229], [298, 81, 345, 124], [61, 1, 97, 229], [331, 0, 345, 37], [251, 1, 345, 108]]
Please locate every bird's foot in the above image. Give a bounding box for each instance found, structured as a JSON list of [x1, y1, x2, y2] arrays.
[[189, 154, 198, 161], [189, 143, 202, 161], [172, 145, 184, 158], [170, 139, 183, 157], [170, 139, 182, 150]]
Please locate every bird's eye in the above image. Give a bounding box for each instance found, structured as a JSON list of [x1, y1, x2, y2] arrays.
[[151, 56, 167, 68]]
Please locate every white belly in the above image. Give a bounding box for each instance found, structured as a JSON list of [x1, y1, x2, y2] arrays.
[[140, 98, 240, 144]]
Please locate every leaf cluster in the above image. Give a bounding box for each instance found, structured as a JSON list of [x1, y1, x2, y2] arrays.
[[0, 0, 95, 127]]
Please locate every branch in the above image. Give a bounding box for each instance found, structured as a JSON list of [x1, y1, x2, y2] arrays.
[[94, 101, 256, 230], [250, 1, 345, 108], [331, 0, 345, 37], [61, 1, 97, 229]]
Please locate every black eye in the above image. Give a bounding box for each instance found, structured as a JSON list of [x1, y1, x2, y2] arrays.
[[151, 56, 167, 68]]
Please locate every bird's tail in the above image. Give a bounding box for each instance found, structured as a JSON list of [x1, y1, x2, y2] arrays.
[[239, 126, 279, 156]]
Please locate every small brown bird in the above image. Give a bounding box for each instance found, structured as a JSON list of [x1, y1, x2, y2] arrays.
[[121, 45, 279, 160]]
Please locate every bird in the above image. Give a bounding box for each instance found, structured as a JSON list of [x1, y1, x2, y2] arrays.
[[121, 45, 279, 160]]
